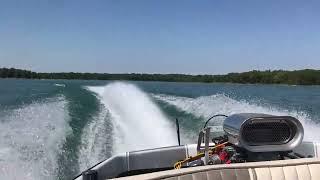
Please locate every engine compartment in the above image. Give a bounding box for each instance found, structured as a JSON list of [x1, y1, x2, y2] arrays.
[[180, 113, 305, 168]]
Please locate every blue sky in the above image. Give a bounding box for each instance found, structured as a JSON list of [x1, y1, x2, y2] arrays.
[[0, 0, 319, 74]]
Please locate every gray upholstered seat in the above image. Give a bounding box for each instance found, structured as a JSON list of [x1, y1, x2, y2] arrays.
[[113, 158, 320, 180]]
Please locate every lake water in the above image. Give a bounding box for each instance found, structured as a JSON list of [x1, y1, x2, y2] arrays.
[[0, 79, 320, 180]]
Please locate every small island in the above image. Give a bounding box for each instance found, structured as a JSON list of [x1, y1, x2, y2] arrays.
[[0, 67, 319, 85]]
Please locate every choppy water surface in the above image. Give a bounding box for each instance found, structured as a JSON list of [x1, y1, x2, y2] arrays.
[[0, 79, 320, 179]]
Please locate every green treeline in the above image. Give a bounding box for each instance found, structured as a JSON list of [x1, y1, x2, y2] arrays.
[[1, 67, 320, 85]]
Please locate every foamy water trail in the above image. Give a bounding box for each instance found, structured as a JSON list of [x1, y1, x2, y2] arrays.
[[78, 103, 113, 170], [0, 96, 71, 180], [153, 94, 320, 141], [86, 82, 177, 154]]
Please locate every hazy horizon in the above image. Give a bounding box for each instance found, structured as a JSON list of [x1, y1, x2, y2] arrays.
[[2, 66, 319, 76], [1, 1, 320, 74]]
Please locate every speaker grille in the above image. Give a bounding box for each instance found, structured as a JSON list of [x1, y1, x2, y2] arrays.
[[242, 121, 293, 145]]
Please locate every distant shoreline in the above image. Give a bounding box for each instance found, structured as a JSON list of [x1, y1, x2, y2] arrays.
[[1, 67, 320, 85]]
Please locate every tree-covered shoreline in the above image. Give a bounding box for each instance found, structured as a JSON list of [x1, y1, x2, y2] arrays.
[[1, 67, 320, 85]]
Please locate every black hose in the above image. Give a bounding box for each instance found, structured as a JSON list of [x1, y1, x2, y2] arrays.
[[293, 152, 305, 158], [284, 153, 299, 159], [203, 114, 228, 128]]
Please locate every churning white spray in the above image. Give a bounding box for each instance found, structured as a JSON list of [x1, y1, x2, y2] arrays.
[[87, 82, 177, 154], [0, 96, 71, 180]]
